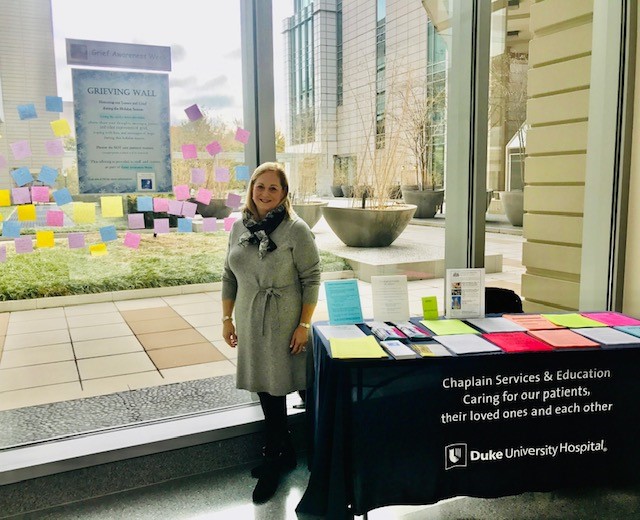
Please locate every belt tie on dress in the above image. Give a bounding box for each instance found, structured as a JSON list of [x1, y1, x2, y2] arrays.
[[259, 286, 283, 336]]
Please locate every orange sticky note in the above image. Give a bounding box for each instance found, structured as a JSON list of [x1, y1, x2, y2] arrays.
[[36, 230, 55, 248], [73, 202, 96, 223], [50, 119, 72, 137], [0, 190, 10, 207], [17, 204, 37, 221], [100, 196, 124, 218], [89, 243, 108, 256]]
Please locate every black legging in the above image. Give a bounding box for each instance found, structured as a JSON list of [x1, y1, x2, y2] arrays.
[[257, 392, 288, 451]]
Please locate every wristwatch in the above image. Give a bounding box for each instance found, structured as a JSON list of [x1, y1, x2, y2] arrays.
[[298, 322, 311, 329], [222, 315, 233, 323]]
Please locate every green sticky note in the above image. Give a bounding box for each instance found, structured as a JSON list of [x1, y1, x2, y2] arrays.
[[422, 296, 439, 320]]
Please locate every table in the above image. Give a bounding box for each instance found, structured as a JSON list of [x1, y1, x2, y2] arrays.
[[296, 322, 640, 519]]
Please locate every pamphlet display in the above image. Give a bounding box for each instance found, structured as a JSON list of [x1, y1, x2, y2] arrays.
[[371, 275, 410, 322], [445, 268, 485, 319], [324, 279, 364, 325]]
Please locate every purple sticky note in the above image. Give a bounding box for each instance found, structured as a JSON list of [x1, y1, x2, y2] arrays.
[[235, 127, 251, 145], [0, 155, 7, 169], [167, 199, 183, 216], [53, 188, 73, 206], [181, 144, 198, 160], [215, 167, 230, 182], [10, 140, 32, 160], [46, 96, 64, 113], [45, 139, 65, 157], [17, 104, 37, 120], [191, 168, 206, 184], [31, 186, 50, 203], [0, 245, 6, 263], [195, 188, 212, 205], [127, 213, 146, 229], [123, 232, 141, 249], [182, 200, 197, 218], [14, 237, 34, 254], [11, 167, 34, 187], [224, 216, 237, 231], [184, 104, 203, 122], [225, 192, 242, 209], [202, 217, 218, 232], [68, 233, 86, 249], [46, 210, 64, 227], [153, 198, 170, 212], [154, 218, 170, 234], [173, 184, 190, 201], [206, 141, 223, 156], [12, 187, 31, 204]]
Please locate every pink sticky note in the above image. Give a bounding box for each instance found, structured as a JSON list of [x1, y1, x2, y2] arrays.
[[226, 193, 242, 209], [182, 200, 197, 218], [46, 210, 64, 227], [10, 140, 32, 160], [195, 188, 212, 205], [215, 167, 230, 182], [202, 217, 218, 232], [167, 199, 183, 215], [235, 127, 250, 145], [191, 168, 206, 184], [45, 139, 65, 157], [184, 104, 203, 121], [206, 141, 223, 156], [181, 144, 198, 159], [173, 184, 190, 201], [0, 245, 6, 263], [224, 216, 237, 231], [12, 187, 31, 204], [127, 213, 146, 229], [154, 218, 170, 234], [68, 233, 86, 249], [31, 186, 50, 203], [0, 155, 7, 169], [14, 237, 34, 254], [123, 232, 141, 249], [153, 198, 170, 212]]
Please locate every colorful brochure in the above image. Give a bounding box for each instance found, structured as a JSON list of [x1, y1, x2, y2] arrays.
[[411, 342, 452, 357], [528, 329, 600, 349], [502, 314, 564, 330], [420, 319, 479, 336], [541, 313, 607, 329], [581, 312, 640, 327], [482, 332, 554, 353], [380, 340, 419, 360], [571, 327, 640, 346], [329, 335, 388, 359]]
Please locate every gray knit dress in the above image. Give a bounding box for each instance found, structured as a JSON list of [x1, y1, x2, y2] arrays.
[[222, 215, 321, 396]]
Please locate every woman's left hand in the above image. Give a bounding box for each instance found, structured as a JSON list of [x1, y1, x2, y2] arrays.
[[290, 325, 309, 355]]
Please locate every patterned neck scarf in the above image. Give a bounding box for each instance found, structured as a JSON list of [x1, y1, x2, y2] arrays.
[[238, 205, 287, 259]]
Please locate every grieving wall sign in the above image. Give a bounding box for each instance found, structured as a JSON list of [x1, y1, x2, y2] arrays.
[[73, 69, 171, 193]]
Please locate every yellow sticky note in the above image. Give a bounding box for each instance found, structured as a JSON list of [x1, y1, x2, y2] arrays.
[[0, 190, 11, 207], [17, 204, 37, 221], [422, 296, 439, 320], [36, 231, 55, 248], [89, 243, 108, 256], [50, 119, 72, 137], [100, 196, 124, 218], [73, 202, 96, 223], [0, 214, 3, 222]]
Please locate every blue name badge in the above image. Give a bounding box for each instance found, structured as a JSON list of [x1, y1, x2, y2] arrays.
[[324, 279, 364, 325]]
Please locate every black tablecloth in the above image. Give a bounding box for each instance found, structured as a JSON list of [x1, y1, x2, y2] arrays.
[[296, 324, 640, 518]]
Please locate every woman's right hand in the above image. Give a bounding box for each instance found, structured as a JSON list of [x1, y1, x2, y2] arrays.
[[222, 321, 238, 348]]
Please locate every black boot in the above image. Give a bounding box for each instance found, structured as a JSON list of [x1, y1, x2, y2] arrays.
[[251, 434, 297, 478], [252, 448, 281, 504]]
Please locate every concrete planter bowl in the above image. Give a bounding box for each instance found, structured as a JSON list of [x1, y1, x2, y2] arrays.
[[401, 189, 445, 219], [321, 204, 417, 247], [292, 201, 329, 229], [500, 190, 524, 227]]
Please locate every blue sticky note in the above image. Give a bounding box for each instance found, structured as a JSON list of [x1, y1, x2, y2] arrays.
[[177, 218, 193, 233], [235, 165, 250, 181], [137, 196, 153, 212], [11, 167, 34, 187], [53, 188, 73, 206], [17, 104, 37, 120], [45, 96, 64, 113], [324, 279, 364, 325], [99, 225, 117, 242], [38, 165, 59, 187], [2, 221, 21, 238]]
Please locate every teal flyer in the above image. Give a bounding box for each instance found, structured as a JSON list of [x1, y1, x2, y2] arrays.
[[324, 279, 364, 325]]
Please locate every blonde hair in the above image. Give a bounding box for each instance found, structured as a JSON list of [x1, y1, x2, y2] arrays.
[[243, 162, 293, 218]]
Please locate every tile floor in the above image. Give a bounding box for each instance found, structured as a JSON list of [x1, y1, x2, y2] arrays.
[[0, 224, 525, 412]]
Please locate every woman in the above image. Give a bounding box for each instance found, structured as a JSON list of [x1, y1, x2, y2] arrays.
[[221, 162, 321, 504]]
